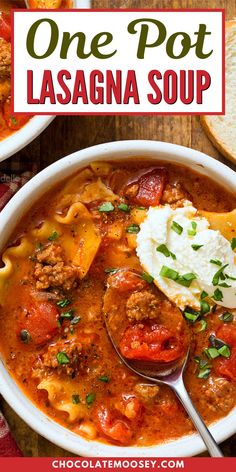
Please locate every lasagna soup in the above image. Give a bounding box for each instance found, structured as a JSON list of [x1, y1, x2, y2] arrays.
[[0, 160, 236, 446]]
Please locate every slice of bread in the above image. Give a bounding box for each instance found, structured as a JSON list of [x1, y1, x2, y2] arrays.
[[201, 21, 236, 164]]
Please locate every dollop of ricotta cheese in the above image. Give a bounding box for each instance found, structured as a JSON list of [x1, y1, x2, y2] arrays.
[[136, 201, 236, 310]]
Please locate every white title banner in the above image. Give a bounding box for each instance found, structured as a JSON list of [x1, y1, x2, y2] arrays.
[[13, 10, 224, 115]]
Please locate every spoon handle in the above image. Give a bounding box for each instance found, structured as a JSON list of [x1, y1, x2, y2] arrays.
[[172, 379, 223, 457]]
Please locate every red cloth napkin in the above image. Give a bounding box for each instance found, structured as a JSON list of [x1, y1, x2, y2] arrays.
[[0, 155, 37, 456], [0, 171, 33, 210], [0, 413, 22, 457]]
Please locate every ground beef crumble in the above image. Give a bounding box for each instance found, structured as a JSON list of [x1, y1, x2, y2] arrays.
[[0, 38, 11, 78], [34, 244, 78, 291], [33, 336, 101, 379], [126, 290, 162, 322], [161, 182, 190, 205], [41, 339, 83, 377], [134, 384, 160, 400]]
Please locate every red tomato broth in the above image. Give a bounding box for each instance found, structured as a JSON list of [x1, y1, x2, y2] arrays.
[[0, 1, 72, 142], [0, 160, 235, 446]]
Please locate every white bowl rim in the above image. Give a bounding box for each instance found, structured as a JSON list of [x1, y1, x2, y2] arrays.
[[0, 0, 91, 162], [0, 116, 54, 162], [0, 139, 235, 457]]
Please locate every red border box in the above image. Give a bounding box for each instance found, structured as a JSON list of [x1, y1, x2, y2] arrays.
[[0, 457, 235, 471], [11, 9, 225, 116]]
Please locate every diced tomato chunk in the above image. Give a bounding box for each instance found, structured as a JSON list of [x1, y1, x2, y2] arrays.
[[216, 325, 236, 347], [214, 350, 236, 381], [18, 299, 59, 345], [95, 405, 133, 445], [213, 324, 236, 381], [119, 323, 184, 363], [3, 99, 31, 131], [125, 168, 167, 207], [108, 270, 147, 292], [0, 13, 11, 42]]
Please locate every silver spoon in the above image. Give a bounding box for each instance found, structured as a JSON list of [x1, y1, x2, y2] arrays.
[[105, 319, 223, 457]]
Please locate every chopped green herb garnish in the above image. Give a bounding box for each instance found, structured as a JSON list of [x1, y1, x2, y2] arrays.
[[188, 221, 197, 236], [200, 291, 208, 300], [98, 202, 114, 212], [231, 238, 236, 250], [160, 266, 178, 281], [70, 327, 74, 335], [56, 352, 70, 365], [192, 244, 203, 251], [219, 312, 233, 323], [141, 272, 154, 284], [210, 259, 222, 266], [193, 356, 201, 364], [197, 367, 211, 379], [218, 345, 231, 358], [126, 224, 140, 234], [86, 392, 96, 406], [182, 273, 197, 281], [104, 268, 119, 274], [10, 116, 17, 125], [218, 283, 231, 288], [48, 231, 59, 241], [184, 312, 199, 322], [98, 376, 109, 383], [72, 394, 80, 404], [209, 335, 226, 350], [207, 336, 231, 358], [57, 319, 62, 328], [194, 357, 210, 370], [160, 266, 196, 287], [184, 308, 200, 323], [212, 264, 228, 286], [199, 359, 211, 369], [156, 244, 176, 260], [171, 221, 183, 235], [225, 273, 236, 281], [204, 347, 220, 359], [197, 319, 207, 332], [60, 309, 75, 320], [177, 272, 197, 287], [70, 316, 81, 325], [20, 329, 31, 344], [200, 300, 210, 315], [118, 203, 130, 212], [136, 207, 146, 210], [57, 299, 71, 308], [156, 244, 170, 257], [212, 288, 223, 302]]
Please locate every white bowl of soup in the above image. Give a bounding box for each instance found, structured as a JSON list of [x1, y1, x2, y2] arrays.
[[0, 140, 235, 457], [0, 0, 78, 162]]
